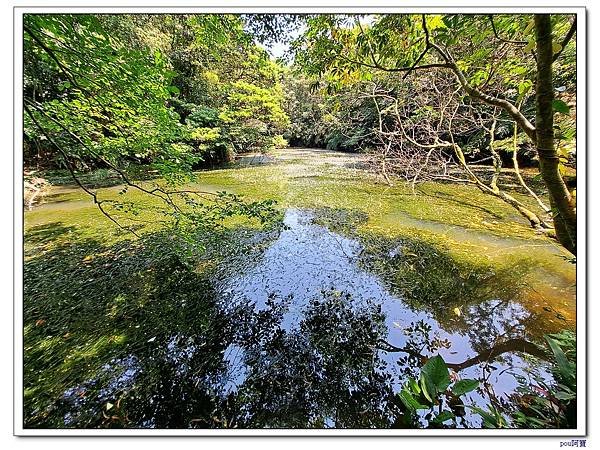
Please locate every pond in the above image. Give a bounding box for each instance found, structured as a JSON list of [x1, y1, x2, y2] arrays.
[[23, 148, 576, 429]]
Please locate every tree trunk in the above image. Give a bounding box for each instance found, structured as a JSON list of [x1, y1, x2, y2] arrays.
[[534, 14, 577, 255]]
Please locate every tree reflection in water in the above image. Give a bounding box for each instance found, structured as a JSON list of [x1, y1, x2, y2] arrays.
[[25, 209, 556, 429], [51, 288, 550, 429]]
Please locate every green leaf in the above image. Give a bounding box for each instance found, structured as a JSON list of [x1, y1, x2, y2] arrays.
[[467, 406, 505, 428], [419, 373, 433, 403], [523, 19, 535, 35], [552, 99, 570, 115], [452, 379, 479, 396], [58, 81, 71, 91], [421, 355, 451, 396], [557, 146, 570, 158], [554, 390, 576, 401], [427, 15, 447, 31], [518, 80, 532, 97], [168, 85, 181, 95], [552, 42, 563, 54], [408, 377, 421, 395], [545, 335, 573, 381], [432, 410, 455, 424], [523, 38, 535, 53], [398, 388, 428, 412]]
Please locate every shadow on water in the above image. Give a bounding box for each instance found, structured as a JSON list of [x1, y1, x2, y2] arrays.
[[24, 209, 562, 429], [25, 222, 78, 246]]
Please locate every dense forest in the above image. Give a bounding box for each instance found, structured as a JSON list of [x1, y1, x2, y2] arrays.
[[23, 13, 577, 430]]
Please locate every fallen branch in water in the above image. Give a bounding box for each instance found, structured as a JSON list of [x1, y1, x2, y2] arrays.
[[377, 337, 550, 371]]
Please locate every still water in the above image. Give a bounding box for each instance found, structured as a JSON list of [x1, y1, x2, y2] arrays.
[[24, 149, 574, 429], [36, 209, 553, 428]]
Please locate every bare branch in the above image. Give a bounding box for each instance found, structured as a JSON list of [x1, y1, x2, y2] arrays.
[[428, 41, 538, 143], [25, 104, 140, 237]]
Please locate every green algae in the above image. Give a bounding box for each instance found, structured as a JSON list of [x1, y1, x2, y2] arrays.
[[310, 204, 574, 336], [23, 147, 576, 428], [26, 148, 574, 313]]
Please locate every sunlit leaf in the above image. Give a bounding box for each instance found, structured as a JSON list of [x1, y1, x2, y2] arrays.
[[452, 379, 479, 396], [398, 388, 428, 412], [421, 355, 451, 396], [432, 410, 455, 424], [524, 39, 535, 53], [552, 42, 563, 54]]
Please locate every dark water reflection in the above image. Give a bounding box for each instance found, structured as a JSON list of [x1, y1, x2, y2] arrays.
[[27, 209, 554, 429], [213, 210, 551, 427]]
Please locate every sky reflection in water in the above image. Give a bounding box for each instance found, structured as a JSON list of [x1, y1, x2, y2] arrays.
[[57, 208, 552, 429]]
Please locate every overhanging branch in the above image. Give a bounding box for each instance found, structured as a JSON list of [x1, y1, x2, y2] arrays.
[[377, 338, 550, 371], [24, 104, 140, 237]]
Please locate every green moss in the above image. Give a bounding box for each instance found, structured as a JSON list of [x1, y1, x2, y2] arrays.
[[30, 154, 548, 245]]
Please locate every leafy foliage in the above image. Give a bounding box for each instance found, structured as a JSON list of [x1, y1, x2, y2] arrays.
[[22, 13, 578, 430], [509, 330, 577, 428], [219, 80, 290, 153], [24, 14, 190, 175], [397, 354, 479, 428], [24, 13, 291, 173], [24, 14, 293, 238]]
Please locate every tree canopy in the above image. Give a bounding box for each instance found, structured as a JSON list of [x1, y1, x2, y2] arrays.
[[24, 13, 577, 253], [289, 13, 576, 253]]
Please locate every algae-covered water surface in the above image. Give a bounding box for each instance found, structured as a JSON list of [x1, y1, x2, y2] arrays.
[[23, 148, 576, 429]]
